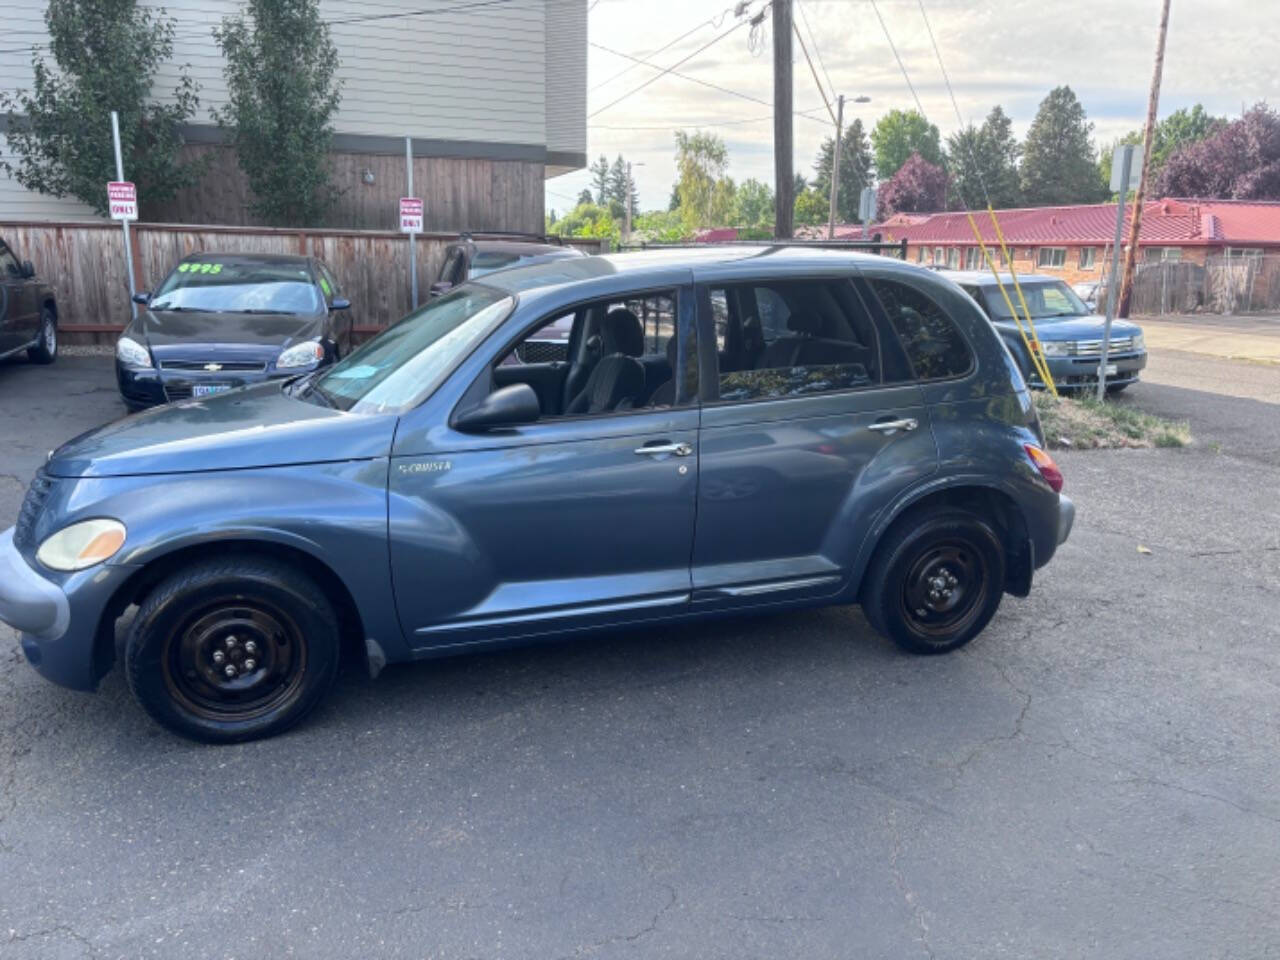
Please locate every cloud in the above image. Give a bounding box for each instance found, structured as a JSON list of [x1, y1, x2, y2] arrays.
[[548, 0, 1279, 214]]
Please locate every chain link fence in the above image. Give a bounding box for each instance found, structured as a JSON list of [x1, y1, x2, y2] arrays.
[[1113, 255, 1280, 316]]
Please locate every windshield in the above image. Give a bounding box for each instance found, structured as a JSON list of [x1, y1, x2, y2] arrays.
[[980, 281, 1090, 320], [301, 284, 514, 414], [151, 261, 322, 314]]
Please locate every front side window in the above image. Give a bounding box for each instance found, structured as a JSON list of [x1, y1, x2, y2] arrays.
[[151, 260, 322, 314], [302, 284, 513, 414], [0, 244, 20, 277], [870, 278, 972, 381], [710, 279, 880, 403]]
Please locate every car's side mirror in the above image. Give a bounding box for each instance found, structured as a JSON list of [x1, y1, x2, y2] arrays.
[[331, 297, 351, 311], [454, 383, 541, 432], [21, 260, 35, 279], [429, 281, 453, 298], [132, 291, 151, 304]]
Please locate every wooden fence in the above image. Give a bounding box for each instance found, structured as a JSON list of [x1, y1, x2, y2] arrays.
[[0, 221, 606, 344]]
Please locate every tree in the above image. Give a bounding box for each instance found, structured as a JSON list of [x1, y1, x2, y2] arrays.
[[733, 177, 774, 228], [605, 154, 638, 213], [214, 0, 342, 226], [577, 188, 594, 206], [794, 172, 808, 195], [1020, 86, 1106, 205], [668, 183, 681, 211], [0, 0, 203, 216], [1100, 104, 1224, 192], [871, 109, 943, 182], [793, 187, 827, 226], [1155, 104, 1280, 200], [548, 201, 619, 245], [945, 105, 1021, 209], [589, 155, 610, 205], [673, 130, 734, 229], [877, 152, 948, 217], [812, 118, 873, 222]]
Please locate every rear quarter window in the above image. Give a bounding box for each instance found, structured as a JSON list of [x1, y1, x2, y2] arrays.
[[869, 278, 973, 381]]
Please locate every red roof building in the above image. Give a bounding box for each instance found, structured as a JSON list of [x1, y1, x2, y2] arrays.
[[871, 198, 1280, 283]]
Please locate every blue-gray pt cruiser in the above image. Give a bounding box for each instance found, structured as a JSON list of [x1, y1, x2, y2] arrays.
[[0, 248, 1074, 742]]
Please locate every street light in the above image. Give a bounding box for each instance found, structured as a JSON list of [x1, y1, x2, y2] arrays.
[[828, 95, 871, 239]]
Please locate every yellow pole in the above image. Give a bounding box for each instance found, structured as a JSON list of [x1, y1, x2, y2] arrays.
[[964, 213, 1058, 394], [985, 207, 1059, 397]]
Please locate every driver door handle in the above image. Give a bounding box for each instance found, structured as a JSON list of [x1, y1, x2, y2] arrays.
[[635, 441, 693, 457], [867, 418, 919, 434]]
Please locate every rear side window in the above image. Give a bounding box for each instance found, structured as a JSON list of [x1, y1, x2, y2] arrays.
[[870, 278, 972, 381]]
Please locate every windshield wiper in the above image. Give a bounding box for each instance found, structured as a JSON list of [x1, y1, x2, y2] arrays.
[[237, 308, 297, 315]]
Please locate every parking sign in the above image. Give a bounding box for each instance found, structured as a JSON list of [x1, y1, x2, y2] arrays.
[[399, 197, 423, 233], [107, 181, 137, 221]]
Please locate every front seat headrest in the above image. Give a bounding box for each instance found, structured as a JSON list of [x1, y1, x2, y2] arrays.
[[602, 307, 644, 357], [786, 312, 823, 336]]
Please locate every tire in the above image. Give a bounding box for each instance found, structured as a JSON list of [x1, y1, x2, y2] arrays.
[[27, 306, 57, 364], [1106, 383, 1130, 395], [861, 506, 1007, 655], [125, 557, 341, 743]]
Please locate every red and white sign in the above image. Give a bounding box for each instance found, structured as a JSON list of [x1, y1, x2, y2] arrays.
[[107, 181, 137, 221], [399, 197, 423, 233]]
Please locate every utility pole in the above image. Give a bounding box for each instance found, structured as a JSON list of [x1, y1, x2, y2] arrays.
[[110, 111, 138, 322], [826, 94, 845, 240], [772, 0, 793, 238], [1116, 0, 1172, 319], [405, 135, 417, 310]]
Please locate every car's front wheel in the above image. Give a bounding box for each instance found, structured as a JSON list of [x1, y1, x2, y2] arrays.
[[27, 306, 57, 364], [125, 557, 341, 743], [861, 506, 1006, 655]]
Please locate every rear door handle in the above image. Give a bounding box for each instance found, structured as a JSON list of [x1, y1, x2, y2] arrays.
[[867, 418, 918, 434], [634, 441, 693, 457]]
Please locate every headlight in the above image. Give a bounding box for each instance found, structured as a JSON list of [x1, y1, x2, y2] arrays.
[[1131, 332, 1145, 352], [36, 519, 127, 571], [116, 336, 152, 368], [277, 340, 325, 369], [1040, 340, 1073, 357]]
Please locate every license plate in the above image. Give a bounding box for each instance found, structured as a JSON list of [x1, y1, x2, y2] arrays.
[[192, 383, 232, 398], [1105, 363, 1118, 376]]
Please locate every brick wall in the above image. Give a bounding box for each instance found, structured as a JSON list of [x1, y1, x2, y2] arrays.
[[904, 242, 1216, 285]]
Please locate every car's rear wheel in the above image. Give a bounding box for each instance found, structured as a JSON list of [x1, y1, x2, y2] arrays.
[[861, 506, 1006, 655], [125, 557, 341, 743], [27, 306, 57, 364]]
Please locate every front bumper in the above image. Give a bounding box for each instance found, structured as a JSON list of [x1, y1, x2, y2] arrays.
[[0, 528, 68, 641], [1030, 351, 1148, 391], [116, 359, 323, 409], [0, 526, 134, 691]]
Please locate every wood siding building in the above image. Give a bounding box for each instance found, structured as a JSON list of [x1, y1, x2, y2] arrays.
[[0, 0, 586, 231]]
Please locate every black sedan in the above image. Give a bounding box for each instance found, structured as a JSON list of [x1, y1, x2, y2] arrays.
[[116, 253, 352, 410]]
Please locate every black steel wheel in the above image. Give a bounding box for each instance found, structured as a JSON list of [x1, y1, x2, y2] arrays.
[[861, 505, 1006, 655], [126, 557, 341, 743], [27, 306, 57, 364]]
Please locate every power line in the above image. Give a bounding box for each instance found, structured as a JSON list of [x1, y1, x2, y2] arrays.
[[588, 19, 752, 119], [795, 0, 835, 104], [589, 35, 831, 126], [589, 106, 829, 131], [868, 0, 925, 118], [589, 7, 736, 93], [791, 19, 835, 124]]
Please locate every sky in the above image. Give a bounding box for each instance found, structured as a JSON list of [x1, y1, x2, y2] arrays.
[[546, 0, 1280, 215]]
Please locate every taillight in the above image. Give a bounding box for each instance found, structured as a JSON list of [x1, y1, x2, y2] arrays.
[[1025, 443, 1064, 493]]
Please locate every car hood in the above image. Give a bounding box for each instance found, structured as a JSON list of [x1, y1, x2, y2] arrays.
[[46, 381, 397, 478], [992, 314, 1143, 341], [139, 308, 323, 353]]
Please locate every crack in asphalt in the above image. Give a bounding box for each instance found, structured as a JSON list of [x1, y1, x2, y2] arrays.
[[5, 923, 97, 957], [949, 648, 1035, 779], [886, 809, 936, 960], [555, 884, 676, 959]]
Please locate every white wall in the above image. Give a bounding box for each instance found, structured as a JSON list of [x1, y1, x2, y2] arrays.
[[0, 0, 586, 220]]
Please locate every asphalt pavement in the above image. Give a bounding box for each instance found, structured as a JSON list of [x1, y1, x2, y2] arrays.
[[1, 352, 1277, 959]]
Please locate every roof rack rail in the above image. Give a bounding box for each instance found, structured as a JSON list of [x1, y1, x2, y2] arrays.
[[617, 237, 908, 259], [458, 230, 564, 246]]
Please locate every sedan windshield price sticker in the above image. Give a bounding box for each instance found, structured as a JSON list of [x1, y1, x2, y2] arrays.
[[399, 197, 423, 233], [107, 181, 137, 221]]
